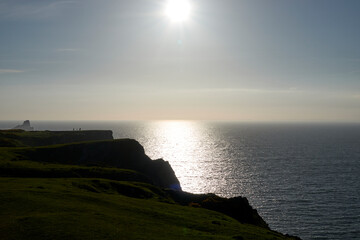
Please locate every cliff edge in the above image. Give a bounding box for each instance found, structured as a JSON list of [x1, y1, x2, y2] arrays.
[[0, 129, 113, 147]]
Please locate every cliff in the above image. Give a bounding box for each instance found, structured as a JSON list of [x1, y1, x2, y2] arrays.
[[0, 130, 301, 239], [10, 139, 181, 190]]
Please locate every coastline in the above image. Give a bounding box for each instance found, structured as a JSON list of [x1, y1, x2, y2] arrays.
[[0, 129, 302, 239]]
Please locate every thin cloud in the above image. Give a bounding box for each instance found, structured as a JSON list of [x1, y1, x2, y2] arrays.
[[0, 69, 24, 73]]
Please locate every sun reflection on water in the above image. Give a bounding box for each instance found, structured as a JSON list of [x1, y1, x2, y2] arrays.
[[138, 121, 242, 195], [146, 121, 207, 191]]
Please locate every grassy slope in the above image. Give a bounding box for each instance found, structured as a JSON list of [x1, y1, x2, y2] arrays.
[[0, 157, 151, 184], [0, 178, 294, 240]]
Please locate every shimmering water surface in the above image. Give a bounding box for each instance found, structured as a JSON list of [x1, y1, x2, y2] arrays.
[[1, 121, 360, 240]]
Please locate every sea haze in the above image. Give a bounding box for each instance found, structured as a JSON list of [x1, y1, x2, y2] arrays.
[[1, 121, 359, 240]]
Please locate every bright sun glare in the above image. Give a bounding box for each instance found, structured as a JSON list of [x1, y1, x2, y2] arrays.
[[164, 0, 191, 23]]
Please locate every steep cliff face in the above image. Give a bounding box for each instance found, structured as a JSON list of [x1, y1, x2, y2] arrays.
[[16, 139, 181, 190]]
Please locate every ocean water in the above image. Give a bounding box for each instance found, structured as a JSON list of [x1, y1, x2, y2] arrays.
[[1, 120, 360, 240]]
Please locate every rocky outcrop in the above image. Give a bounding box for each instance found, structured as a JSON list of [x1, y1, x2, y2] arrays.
[[166, 190, 269, 229], [13, 120, 34, 131]]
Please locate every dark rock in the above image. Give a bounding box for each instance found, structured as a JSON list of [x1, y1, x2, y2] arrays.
[[13, 120, 34, 131], [285, 234, 302, 240], [232, 236, 244, 240], [165, 190, 268, 229]]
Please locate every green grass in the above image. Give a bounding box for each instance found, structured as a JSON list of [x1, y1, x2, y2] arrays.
[[0, 129, 113, 147], [0, 158, 151, 184], [0, 177, 297, 240]]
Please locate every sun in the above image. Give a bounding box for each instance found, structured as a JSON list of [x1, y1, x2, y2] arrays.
[[164, 0, 191, 23]]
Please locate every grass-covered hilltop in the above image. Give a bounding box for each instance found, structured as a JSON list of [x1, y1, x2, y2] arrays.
[[0, 129, 301, 240]]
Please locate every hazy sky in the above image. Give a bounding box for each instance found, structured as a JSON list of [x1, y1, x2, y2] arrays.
[[1, 0, 359, 122]]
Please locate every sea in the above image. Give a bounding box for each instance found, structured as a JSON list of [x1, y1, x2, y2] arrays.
[[1, 120, 359, 240]]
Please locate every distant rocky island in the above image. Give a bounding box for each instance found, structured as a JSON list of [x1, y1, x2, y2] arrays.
[[0, 129, 301, 240], [13, 120, 34, 131]]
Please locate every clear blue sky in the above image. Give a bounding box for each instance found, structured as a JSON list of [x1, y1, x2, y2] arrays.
[[0, 0, 359, 122]]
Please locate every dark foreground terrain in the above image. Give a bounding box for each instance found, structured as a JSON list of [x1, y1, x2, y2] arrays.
[[0, 130, 300, 240]]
